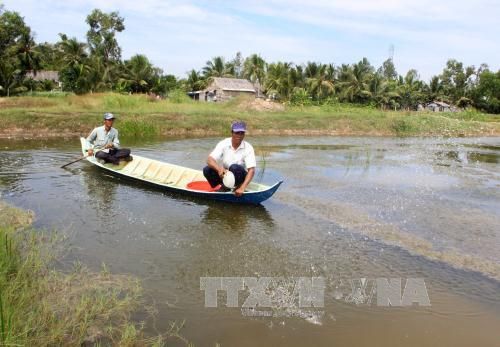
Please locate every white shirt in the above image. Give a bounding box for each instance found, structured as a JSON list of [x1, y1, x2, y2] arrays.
[[209, 138, 256, 170]]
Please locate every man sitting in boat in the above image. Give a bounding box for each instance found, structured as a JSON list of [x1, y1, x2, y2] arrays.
[[203, 121, 256, 196], [86, 113, 132, 165]]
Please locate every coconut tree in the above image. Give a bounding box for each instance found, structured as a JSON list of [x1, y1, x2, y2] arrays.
[[288, 64, 305, 90], [17, 30, 41, 73], [243, 53, 266, 96], [264, 62, 293, 100], [57, 34, 92, 93], [369, 73, 399, 109], [186, 69, 206, 91], [87, 55, 117, 92], [120, 54, 154, 93], [305, 62, 335, 101], [58, 34, 88, 69], [428, 75, 445, 102], [202, 56, 234, 79], [337, 59, 373, 103], [398, 69, 425, 110]]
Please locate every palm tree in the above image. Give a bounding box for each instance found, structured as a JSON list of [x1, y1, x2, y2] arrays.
[[17, 30, 41, 73], [120, 54, 154, 93], [288, 65, 305, 90], [264, 62, 293, 100], [369, 73, 399, 109], [87, 55, 117, 92], [337, 59, 373, 103], [202, 56, 234, 79], [186, 69, 206, 91], [398, 69, 425, 110], [57, 35, 92, 93], [243, 54, 266, 96], [305, 62, 335, 101], [428, 75, 445, 102], [58, 34, 88, 69]]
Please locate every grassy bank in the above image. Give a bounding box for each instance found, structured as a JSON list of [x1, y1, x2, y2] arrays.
[[0, 201, 188, 346], [0, 93, 498, 138]]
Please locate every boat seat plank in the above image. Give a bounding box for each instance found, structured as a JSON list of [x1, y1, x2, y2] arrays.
[[130, 160, 151, 177], [143, 162, 162, 179]]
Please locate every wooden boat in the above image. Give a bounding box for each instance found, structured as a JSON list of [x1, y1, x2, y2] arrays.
[[79, 138, 282, 204]]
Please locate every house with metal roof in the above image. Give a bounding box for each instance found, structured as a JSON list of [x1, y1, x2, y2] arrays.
[[189, 77, 256, 102]]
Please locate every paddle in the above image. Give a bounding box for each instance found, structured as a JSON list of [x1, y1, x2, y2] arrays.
[[60, 154, 89, 169], [61, 147, 104, 169], [60, 143, 113, 168]]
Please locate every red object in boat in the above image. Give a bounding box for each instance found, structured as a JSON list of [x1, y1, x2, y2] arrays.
[[186, 181, 221, 192]]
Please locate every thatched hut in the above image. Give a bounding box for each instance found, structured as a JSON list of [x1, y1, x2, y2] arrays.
[[25, 70, 61, 88], [190, 77, 256, 102]]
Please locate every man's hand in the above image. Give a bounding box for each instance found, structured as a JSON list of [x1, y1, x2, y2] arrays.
[[105, 143, 114, 149], [234, 167, 254, 197], [234, 186, 245, 197], [87, 149, 94, 156], [218, 167, 227, 178]]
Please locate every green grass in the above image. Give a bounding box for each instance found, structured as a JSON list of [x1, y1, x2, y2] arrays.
[[0, 93, 498, 138], [0, 201, 190, 346]]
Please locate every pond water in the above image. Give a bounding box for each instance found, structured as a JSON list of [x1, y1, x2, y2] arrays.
[[0, 136, 499, 346]]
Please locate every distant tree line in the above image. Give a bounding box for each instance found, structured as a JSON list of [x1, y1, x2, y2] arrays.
[[1, 6, 499, 113]]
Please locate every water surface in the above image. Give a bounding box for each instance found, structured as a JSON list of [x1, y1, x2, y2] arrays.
[[1, 136, 499, 346]]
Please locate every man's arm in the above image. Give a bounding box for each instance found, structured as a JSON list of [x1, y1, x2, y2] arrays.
[[86, 129, 97, 155], [207, 155, 225, 178], [234, 167, 255, 197], [111, 129, 121, 149], [207, 141, 225, 177]]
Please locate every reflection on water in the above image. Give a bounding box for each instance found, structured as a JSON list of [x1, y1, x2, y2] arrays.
[[437, 150, 500, 164], [1, 136, 500, 346], [82, 167, 119, 221], [201, 203, 275, 230]]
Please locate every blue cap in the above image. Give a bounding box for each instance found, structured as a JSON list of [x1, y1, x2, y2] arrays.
[[231, 121, 246, 132], [103, 112, 115, 120]]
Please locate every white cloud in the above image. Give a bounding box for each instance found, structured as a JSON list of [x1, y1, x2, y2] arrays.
[[2, 0, 499, 79]]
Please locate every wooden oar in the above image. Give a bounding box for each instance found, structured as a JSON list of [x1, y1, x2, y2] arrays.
[[61, 143, 111, 169], [60, 154, 89, 169]]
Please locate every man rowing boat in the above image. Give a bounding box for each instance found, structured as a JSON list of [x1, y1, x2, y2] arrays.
[[203, 121, 256, 196], [85, 113, 132, 165]]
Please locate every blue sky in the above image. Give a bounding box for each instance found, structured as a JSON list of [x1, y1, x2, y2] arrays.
[[3, 0, 499, 81]]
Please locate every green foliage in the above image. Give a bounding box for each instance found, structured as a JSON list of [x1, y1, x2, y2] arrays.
[[0, 9, 36, 96], [472, 70, 500, 113], [265, 61, 293, 100], [1, 93, 496, 138], [121, 54, 154, 93], [290, 88, 312, 106], [202, 56, 234, 78], [1, 6, 499, 114], [243, 53, 266, 87], [167, 88, 192, 103], [392, 118, 415, 135], [120, 117, 160, 138], [0, 200, 192, 346], [86, 9, 125, 63], [439, 59, 476, 103], [103, 93, 144, 109]]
